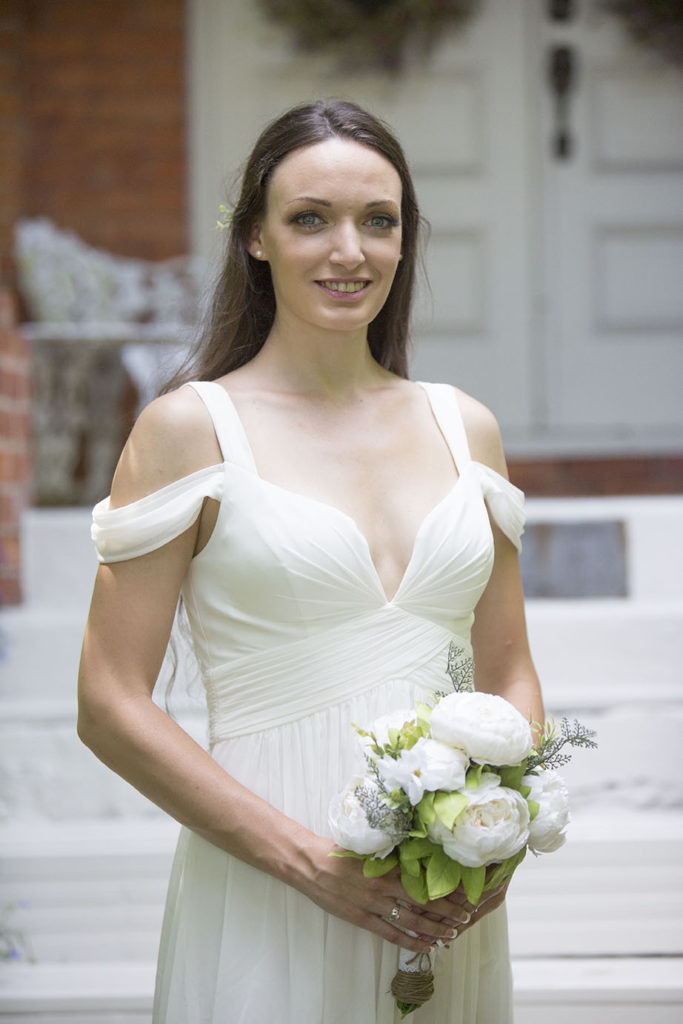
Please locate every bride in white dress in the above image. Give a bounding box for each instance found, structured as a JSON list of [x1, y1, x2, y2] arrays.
[[78, 100, 544, 1024]]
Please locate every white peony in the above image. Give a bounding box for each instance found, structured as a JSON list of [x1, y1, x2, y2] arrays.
[[328, 776, 396, 858], [376, 737, 469, 806], [523, 770, 570, 854], [427, 773, 530, 867], [430, 691, 533, 766], [360, 708, 417, 755]]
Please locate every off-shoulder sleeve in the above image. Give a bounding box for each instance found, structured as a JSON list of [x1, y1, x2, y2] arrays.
[[474, 462, 525, 551], [91, 464, 224, 563]]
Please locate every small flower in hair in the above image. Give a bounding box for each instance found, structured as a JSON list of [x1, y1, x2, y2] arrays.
[[216, 204, 233, 231]]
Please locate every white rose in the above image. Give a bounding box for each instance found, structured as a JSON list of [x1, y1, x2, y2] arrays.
[[360, 708, 417, 755], [376, 737, 469, 806], [523, 770, 570, 854], [430, 691, 533, 766], [328, 776, 397, 858], [427, 773, 530, 867]]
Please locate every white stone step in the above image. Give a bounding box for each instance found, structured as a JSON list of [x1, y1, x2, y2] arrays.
[[2, 815, 681, 962], [1, 959, 681, 1023], [1, 816, 680, 1021]]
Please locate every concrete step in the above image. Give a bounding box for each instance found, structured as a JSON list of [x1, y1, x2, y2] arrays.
[[2, 815, 681, 963], [1, 815, 681, 1021], [1, 959, 681, 1023]]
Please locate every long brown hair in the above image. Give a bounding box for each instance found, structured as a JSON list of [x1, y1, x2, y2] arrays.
[[169, 100, 424, 387]]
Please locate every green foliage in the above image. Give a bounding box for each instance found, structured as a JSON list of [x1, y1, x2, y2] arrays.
[[362, 852, 398, 877], [397, 1000, 420, 1018], [426, 848, 461, 899], [498, 762, 529, 792], [465, 764, 484, 789], [526, 717, 597, 773], [256, 0, 480, 74], [460, 864, 487, 905], [433, 790, 468, 829], [400, 863, 429, 904]]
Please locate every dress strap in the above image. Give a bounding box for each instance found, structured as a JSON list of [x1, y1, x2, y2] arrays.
[[185, 381, 256, 472], [418, 382, 472, 473]]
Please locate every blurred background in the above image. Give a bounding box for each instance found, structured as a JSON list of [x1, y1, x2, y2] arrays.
[[0, 1, 682, 1021]]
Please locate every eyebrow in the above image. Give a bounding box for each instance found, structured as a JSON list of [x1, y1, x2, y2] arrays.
[[286, 196, 399, 209]]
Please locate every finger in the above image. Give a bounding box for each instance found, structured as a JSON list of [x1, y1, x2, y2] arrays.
[[381, 898, 457, 945], [417, 902, 472, 928]]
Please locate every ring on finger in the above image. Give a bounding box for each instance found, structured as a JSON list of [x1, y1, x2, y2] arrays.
[[389, 904, 401, 923]]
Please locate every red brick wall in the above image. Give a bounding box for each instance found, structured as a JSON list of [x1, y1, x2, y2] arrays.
[[509, 456, 683, 497], [0, 289, 32, 606], [0, 1, 24, 288], [19, 0, 188, 264], [0, 0, 187, 603]]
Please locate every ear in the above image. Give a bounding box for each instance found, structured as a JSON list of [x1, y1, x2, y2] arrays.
[[247, 223, 265, 260]]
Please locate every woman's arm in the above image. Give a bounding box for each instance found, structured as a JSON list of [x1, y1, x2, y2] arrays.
[[78, 391, 463, 953], [459, 390, 544, 731]]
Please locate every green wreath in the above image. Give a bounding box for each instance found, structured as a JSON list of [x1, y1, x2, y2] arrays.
[[257, 0, 480, 72], [601, 0, 683, 68]]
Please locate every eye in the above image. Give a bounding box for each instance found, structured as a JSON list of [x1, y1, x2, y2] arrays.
[[293, 211, 324, 228], [366, 214, 399, 230]]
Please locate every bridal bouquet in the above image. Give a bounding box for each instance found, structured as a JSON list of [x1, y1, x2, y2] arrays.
[[328, 645, 596, 1017]]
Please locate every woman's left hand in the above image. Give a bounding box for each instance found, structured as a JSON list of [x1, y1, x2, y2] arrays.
[[411, 880, 509, 943]]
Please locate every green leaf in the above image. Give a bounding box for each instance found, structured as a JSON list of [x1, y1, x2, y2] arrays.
[[465, 764, 484, 789], [362, 852, 398, 877], [434, 790, 468, 830], [426, 848, 462, 900], [397, 1000, 419, 1017], [498, 762, 528, 792], [519, 784, 531, 799], [527, 799, 540, 821], [460, 864, 486, 905], [400, 855, 421, 878], [399, 837, 439, 862], [416, 701, 432, 733], [484, 847, 527, 892], [416, 791, 436, 827], [330, 849, 364, 860], [401, 865, 428, 904]]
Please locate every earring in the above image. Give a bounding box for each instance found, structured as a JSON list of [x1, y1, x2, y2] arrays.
[[255, 249, 262, 258], [398, 253, 403, 261]]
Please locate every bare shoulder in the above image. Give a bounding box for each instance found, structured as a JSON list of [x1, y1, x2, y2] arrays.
[[451, 387, 509, 478], [110, 385, 221, 507]]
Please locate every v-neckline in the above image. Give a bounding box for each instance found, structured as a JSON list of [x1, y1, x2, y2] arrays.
[[215, 381, 466, 604]]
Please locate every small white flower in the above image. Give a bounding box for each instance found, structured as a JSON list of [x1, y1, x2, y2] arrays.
[[430, 691, 533, 766], [360, 708, 417, 755], [328, 776, 396, 858], [376, 737, 469, 806], [523, 770, 570, 854], [427, 773, 530, 867]]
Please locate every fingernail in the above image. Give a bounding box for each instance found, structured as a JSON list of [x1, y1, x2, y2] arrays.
[[461, 912, 471, 924], [446, 928, 458, 940]]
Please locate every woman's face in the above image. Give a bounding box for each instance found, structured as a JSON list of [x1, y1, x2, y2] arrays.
[[249, 137, 403, 338]]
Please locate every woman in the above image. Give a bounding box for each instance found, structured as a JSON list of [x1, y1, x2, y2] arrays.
[[78, 100, 544, 1023]]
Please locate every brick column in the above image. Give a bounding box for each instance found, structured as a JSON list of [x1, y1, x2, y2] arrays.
[[0, 289, 32, 606]]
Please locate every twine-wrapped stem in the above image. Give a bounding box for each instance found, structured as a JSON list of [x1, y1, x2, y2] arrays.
[[391, 948, 435, 1017]]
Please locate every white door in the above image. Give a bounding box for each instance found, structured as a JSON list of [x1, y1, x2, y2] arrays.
[[189, 0, 537, 436], [537, 2, 683, 452], [188, 0, 683, 453]]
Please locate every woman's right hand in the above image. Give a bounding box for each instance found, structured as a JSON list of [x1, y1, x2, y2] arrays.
[[291, 833, 470, 954]]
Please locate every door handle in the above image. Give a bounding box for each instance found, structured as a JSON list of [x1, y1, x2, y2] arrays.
[[548, 44, 577, 159]]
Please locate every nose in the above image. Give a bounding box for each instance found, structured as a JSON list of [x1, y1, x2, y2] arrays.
[[330, 220, 363, 269]]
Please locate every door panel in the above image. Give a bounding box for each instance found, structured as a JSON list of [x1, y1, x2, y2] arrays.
[[189, 0, 536, 435], [540, 5, 683, 448]]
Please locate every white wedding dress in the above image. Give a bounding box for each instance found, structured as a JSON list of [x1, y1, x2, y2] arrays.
[[92, 380, 524, 1024]]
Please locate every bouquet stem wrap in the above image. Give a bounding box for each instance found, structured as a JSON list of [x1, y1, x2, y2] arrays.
[[391, 947, 434, 1017]]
